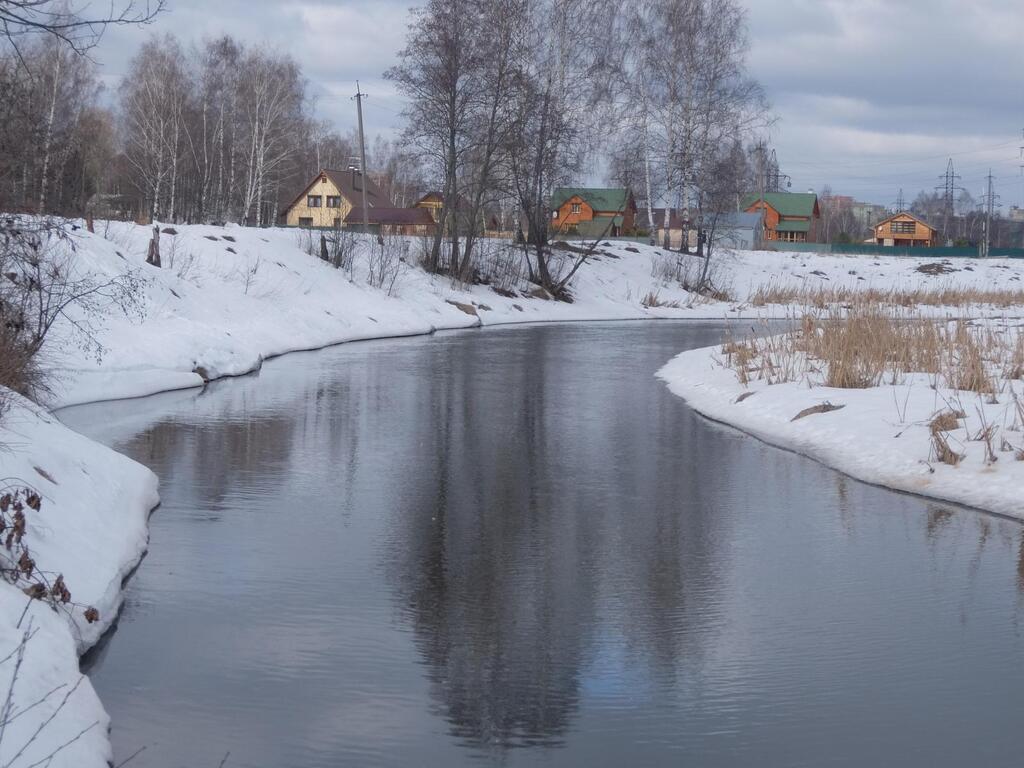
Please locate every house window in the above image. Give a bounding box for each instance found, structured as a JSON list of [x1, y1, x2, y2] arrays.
[[298, 217, 313, 227], [326, 196, 342, 208], [333, 217, 341, 228], [891, 220, 915, 234], [307, 195, 322, 208], [571, 202, 581, 214]]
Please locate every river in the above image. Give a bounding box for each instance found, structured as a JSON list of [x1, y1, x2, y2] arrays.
[[59, 322, 1024, 767]]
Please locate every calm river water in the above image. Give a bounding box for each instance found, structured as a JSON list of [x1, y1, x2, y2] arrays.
[[60, 322, 1024, 767]]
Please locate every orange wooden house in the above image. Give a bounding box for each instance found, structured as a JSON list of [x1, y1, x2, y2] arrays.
[[742, 192, 820, 243], [550, 187, 636, 237], [872, 212, 937, 248]]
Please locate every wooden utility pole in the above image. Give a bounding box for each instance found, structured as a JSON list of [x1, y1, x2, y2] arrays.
[[353, 82, 371, 236]]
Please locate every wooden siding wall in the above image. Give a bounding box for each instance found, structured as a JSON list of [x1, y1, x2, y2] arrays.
[[874, 215, 935, 244], [285, 176, 352, 227], [552, 197, 594, 231]]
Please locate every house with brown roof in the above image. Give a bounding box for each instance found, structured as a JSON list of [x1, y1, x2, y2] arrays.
[[283, 168, 391, 228], [413, 191, 508, 237], [343, 206, 437, 236], [637, 207, 685, 248]]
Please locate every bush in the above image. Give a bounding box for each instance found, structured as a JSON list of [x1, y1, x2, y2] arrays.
[[0, 216, 143, 399]]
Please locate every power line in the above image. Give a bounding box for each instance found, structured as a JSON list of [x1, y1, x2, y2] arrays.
[[782, 140, 1019, 170]]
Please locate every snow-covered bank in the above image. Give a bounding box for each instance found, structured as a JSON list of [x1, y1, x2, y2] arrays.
[[46, 221, 1024, 408], [657, 333, 1024, 519], [0, 392, 158, 767]]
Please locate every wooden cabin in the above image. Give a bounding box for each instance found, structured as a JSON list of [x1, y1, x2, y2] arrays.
[[414, 192, 446, 223], [283, 169, 390, 228], [637, 207, 685, 248], [742, 192, 820, 243], [550, 187, 636, 237], [872, 212, 937, 248], [413, 191, 511, 238]]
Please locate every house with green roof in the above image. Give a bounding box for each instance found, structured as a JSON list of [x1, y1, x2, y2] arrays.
[[742, 192, 820, 244], [550, 187, 637, 238]]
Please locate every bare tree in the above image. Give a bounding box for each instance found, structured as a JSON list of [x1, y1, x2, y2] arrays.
[[505, 0, 622, 295], [0, 0, 164, 58], [121, 35, 191, 222], [387, 0, 478, 274], [633, 0, 768, 253], [236, 48, 304, 226]]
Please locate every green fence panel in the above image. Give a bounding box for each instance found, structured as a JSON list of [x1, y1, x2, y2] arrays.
[[758, 242, 1024, 259]]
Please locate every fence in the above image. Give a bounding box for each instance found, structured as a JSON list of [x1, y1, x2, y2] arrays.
[[761, 242, 1024, 259]]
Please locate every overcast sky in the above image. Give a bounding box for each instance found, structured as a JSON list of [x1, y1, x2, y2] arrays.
[[94, 0, 1024, 207]]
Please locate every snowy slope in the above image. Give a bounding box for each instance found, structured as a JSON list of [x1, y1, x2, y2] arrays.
[[0, 392, 158, 767], [45, 221, 1024, 408]]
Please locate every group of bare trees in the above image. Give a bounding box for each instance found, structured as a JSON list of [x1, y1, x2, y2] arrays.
[[620, 0, 767, 247], [119, 34, 313, 225], [389, 0, 769, 294], [0, 18, 421, 226]]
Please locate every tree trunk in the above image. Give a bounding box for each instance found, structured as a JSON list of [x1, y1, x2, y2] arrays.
[[146, 226, 161, 267]]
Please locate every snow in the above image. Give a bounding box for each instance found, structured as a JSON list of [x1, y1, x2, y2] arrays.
[[657, 333, 1024, 520], [46, 222, 1024, 408], [6, 219, 1024, 762], [0, 392, 157, 767]]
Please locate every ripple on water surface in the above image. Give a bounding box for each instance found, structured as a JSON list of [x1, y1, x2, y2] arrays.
[[62, 323, 1024, 768]]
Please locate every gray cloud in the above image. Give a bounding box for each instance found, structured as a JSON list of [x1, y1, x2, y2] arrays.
[[91, 0, 1023, 206]]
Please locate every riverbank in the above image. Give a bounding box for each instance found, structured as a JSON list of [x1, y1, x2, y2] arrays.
[[0, 391, 157, 767], [657, 318, 1024, 519], [45, 221, 1024, 408], [11, 220, 1024, 763]]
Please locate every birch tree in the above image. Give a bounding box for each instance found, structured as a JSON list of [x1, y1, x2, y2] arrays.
[[121, 35, 191, 221], [505, 0, 621, 294], [236, 48, 304, 226]]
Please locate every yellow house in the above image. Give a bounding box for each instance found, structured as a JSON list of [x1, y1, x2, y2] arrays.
[[283, 168, 391, 228], [414, 191, 445, 223]]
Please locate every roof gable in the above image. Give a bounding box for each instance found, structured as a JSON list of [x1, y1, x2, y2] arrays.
[[551, 187, 631, 213], [874, 211, 936, 232], [285, 168, 392, 214], [743, 192, 818, 218]]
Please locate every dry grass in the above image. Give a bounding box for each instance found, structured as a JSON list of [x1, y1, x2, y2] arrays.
[[928, 411, 964, 466], [748, 283, 1024, 310], [641, 290, 683, 309], [0, 323, 46, 400], [719, 302, 1024, 470], [723, 306, 1021, 395]]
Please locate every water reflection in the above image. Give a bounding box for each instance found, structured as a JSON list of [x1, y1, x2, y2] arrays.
[[59, 323, 1024, 767]]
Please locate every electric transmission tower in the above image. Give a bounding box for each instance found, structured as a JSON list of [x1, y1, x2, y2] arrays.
[[935, 158, 963, 245], [764, 149, 791, 192], [891, 188, 906, 213], [979, 170, 1000, 258]]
